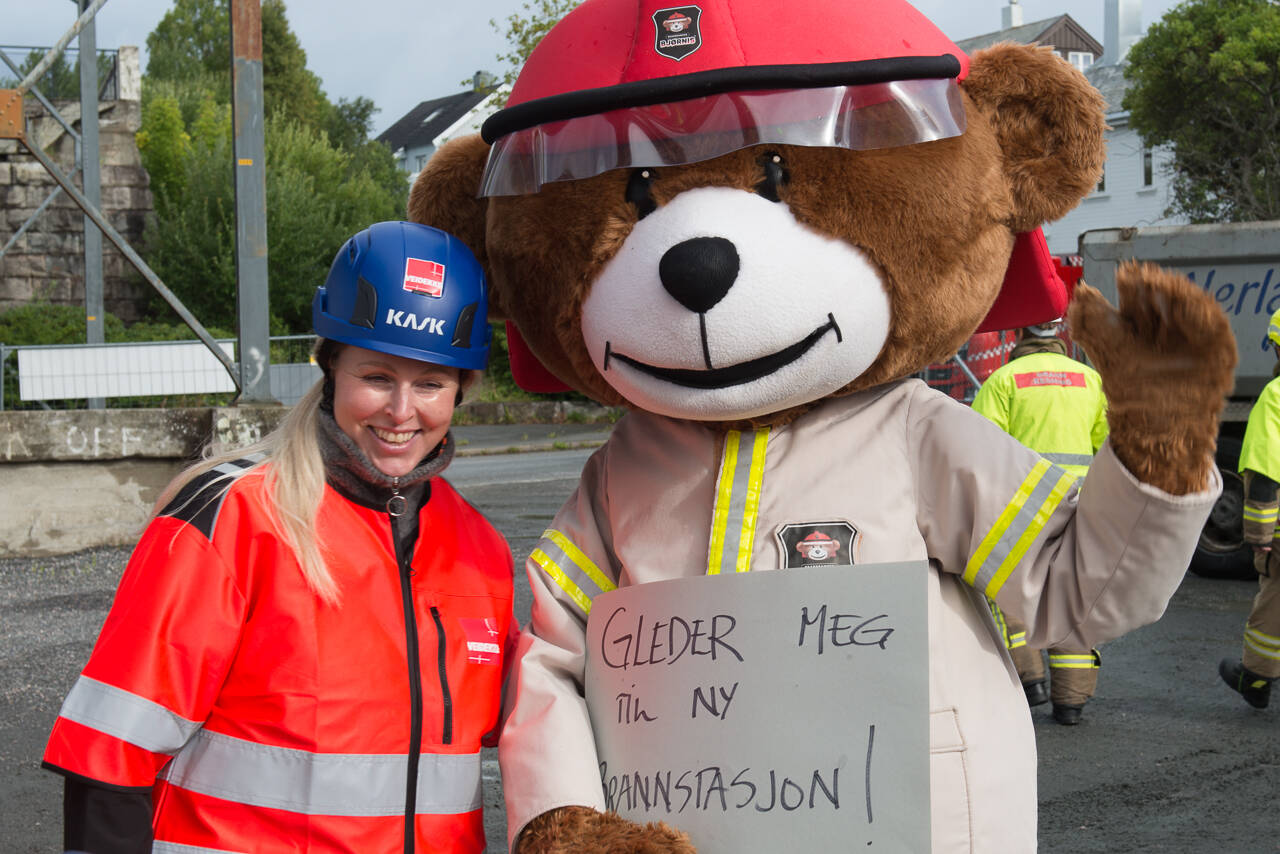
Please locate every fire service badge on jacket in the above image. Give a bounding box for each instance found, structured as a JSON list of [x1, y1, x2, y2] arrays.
[[775, 521, 860, 568]]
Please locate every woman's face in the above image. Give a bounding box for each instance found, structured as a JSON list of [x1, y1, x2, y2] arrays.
[[331, 345, 461, 478]]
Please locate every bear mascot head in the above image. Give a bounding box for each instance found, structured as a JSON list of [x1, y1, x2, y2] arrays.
[[411, 0, 1108, 429], [409, 0, 1234, 851]]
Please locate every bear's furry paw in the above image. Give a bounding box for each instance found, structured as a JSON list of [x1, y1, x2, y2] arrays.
[[516, 805, 697, 854], [1068, 260, 1236, 495]]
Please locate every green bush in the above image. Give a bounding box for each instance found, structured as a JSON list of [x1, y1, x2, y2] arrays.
[[138, 90, 408, 335]]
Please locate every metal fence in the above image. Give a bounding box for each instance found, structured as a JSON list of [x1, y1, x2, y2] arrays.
[[0, 335, 319, 411]]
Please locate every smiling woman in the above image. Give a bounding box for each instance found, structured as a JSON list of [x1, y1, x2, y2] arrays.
[[41, 222, 517, 854]]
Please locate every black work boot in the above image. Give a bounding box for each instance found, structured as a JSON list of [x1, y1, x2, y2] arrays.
[[1022, 680, 1049, 707], [1052, 703, 1084, 726], [1219, 658, 1273, 709]]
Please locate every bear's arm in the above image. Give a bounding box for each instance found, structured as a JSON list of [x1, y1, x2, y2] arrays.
[[909, 385, 1220, 651], [499, 447, 617, 849]]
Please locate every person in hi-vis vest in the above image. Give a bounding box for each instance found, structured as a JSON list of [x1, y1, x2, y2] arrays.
[[1220, 307, 1280, 710], [972, 320, 1108, 725]]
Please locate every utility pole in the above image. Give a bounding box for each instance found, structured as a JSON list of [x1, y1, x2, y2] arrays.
[[230, 0, 276, 403], [77, 0, 104, 409]]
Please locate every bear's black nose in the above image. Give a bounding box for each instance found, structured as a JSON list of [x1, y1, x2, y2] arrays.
[[658, 236, 740, 314]]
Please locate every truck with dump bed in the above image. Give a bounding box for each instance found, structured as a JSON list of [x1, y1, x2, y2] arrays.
[[1079, 220, 1280, 580]]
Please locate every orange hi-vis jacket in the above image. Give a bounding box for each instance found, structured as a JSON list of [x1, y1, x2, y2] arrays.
[[43, 460, 515, 853]]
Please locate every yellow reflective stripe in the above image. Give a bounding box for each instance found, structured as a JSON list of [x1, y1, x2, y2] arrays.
[[1245, 627, 1280, 661], [707, 431, 741, 576], [543, 528, 616, 595], [530, 548, 594, 615], [987, 599, 1008, 642], [1007, 631, 1027, 649], [985, 469, 1077, 598], [733, 429, 770, 573], [965, 460, 1051, 587], [1243, 505, 1278, 523], [1049, 653, 1100, 669]]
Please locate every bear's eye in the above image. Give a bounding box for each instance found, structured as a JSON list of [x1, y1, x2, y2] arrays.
[[626, 168, 658, 220], [755, 152, 788, 202]]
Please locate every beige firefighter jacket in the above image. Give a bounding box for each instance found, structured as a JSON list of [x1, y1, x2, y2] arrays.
[[499, 379, 1220, 853]]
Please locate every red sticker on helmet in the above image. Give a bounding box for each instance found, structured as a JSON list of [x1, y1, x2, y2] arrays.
[[403, 257, 445, 297], [652, 5, 702, 61]]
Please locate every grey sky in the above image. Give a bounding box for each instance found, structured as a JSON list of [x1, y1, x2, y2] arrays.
[[5, 0, 1183, 138]]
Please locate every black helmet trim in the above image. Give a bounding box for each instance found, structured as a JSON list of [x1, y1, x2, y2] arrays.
[[481, 54, 963, 143]]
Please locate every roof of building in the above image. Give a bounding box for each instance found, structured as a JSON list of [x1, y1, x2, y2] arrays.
[[376, 90, 491, 153], [955, 13, 1102, 56], [956, 16, 1060, 53], [1083, 61, 1130, 112]]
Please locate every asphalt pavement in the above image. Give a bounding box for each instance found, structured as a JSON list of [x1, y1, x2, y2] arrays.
[[5, 425, 1280, 852]]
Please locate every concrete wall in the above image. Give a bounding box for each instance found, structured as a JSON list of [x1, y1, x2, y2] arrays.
[[0, 93, 153, 321], [0, 399, 611, 557], [0, 407, 287, 557]]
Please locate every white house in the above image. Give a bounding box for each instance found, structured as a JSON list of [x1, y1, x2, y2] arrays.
[[376, 74, 506, 184]]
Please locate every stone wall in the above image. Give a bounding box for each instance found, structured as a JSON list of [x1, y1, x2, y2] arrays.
[[0, 51, 153, 322]]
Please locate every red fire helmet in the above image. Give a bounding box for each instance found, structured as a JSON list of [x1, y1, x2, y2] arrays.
[[485, 0, 1069, 391]]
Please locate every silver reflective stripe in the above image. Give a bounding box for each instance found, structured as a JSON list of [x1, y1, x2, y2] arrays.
[[707, 429, 769, 575], [1042, 452, 1093, 467], [531, 529, 617, 617], [153, 842, 246, 854], [969, 463, 1074, 594], [59, 676, 201, 755], [163, 729, 482, 816]]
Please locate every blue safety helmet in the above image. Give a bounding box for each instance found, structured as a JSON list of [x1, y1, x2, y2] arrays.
[[312, 221, 491, 371]]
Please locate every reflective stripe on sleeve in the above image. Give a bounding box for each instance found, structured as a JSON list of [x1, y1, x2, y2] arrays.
[[530, 529, 616, 616], [153, 842, 246, 854], [1243, 504, 1279, 524], [1245, 627, 1280, 662], [1006, 630, 1028, 649], [1048, 651, 1101, 670], [964, 460, 1077, 598], [707, 428, 770, 575], [1041, 452, 1093, 468], [58, 675, 202, 755], [162, 729, 482, 816]]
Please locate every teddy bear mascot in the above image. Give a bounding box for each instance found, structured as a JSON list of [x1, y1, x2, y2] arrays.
[[407, 0, 1236, 849]]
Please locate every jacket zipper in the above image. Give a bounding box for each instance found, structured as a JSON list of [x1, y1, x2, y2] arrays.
[[389, 477, 421, 854], [430, 606, 454, 744]]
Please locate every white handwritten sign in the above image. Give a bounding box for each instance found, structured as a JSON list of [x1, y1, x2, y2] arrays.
[[584, 561, 930, 853]]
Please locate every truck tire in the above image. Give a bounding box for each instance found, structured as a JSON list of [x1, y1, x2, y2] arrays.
[[1189, 437, 1256, 581]]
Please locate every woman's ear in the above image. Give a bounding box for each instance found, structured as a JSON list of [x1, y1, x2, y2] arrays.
[[962, 43, 1108, 231], [407, 133, 492, 271]]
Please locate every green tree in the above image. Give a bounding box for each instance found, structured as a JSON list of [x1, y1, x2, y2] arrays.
[[136, 0, 407, 334], [1123, 0, 1280, 222], [147, 0, 344, 139], [490, 0, 582, 94], [145, 0, 229, 82]]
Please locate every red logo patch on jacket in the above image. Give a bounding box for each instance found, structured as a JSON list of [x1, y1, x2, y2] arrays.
[[1013, 370, 1085, 389], [459, 617, 502, 665]]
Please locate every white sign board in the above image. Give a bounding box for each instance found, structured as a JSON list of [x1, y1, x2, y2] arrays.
[[585, 561, 930, 853]]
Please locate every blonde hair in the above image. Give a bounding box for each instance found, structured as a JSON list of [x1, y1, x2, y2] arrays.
[[154, 380, 340, 604]]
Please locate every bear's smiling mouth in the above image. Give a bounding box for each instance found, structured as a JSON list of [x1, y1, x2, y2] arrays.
[[603, 313, 843, 389]]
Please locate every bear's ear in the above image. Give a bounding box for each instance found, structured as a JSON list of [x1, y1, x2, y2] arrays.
[[962, 43, 1107, 231], [407, 133, 491, 271]]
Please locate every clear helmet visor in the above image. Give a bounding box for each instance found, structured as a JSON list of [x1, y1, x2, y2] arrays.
[[479, 78, 966, 197]]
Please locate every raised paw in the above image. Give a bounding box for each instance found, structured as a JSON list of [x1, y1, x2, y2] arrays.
[[1067, 261, 1236, 494], [517, 805, 697, 854]]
